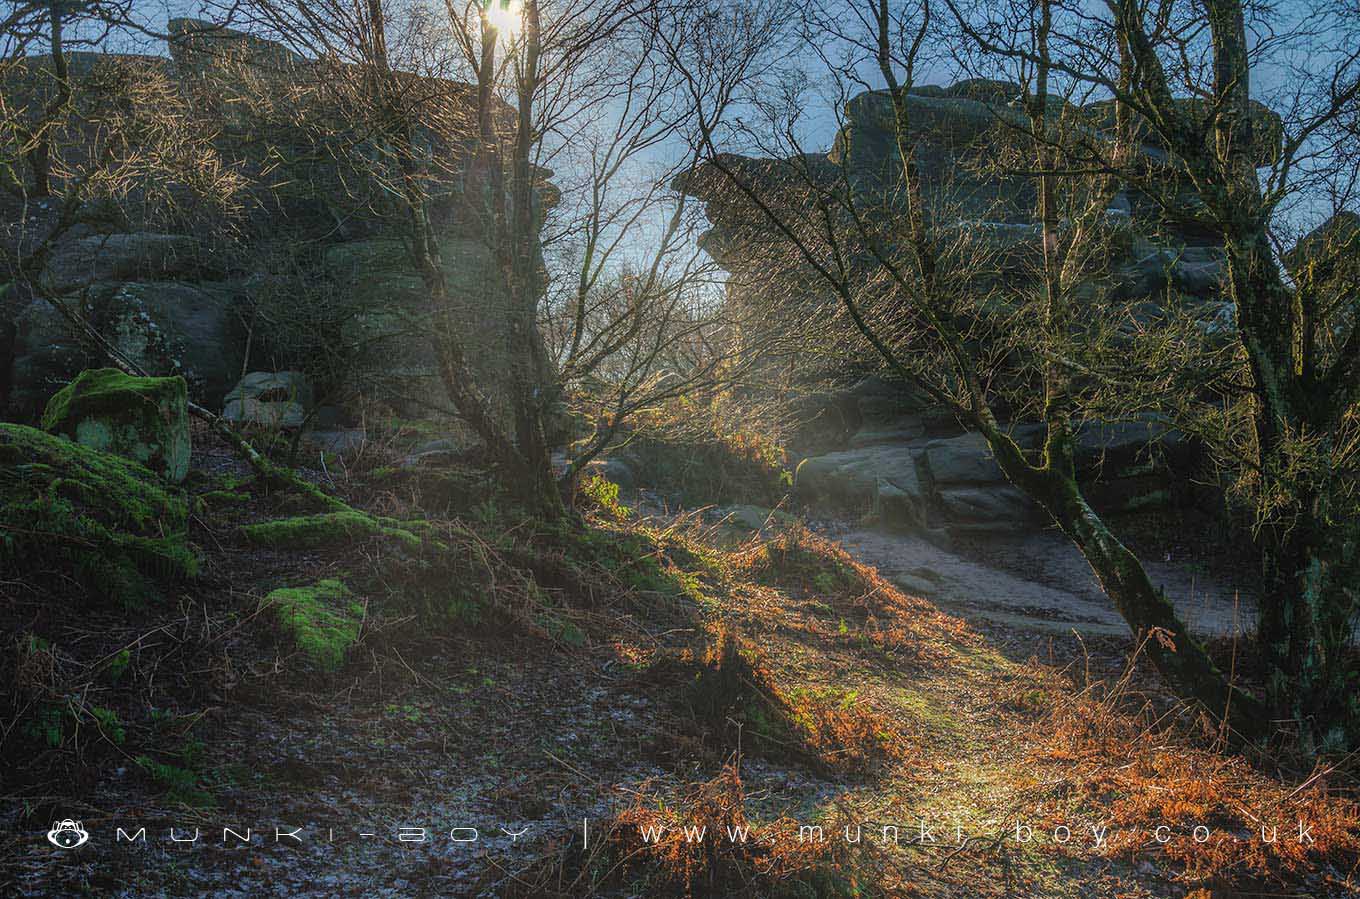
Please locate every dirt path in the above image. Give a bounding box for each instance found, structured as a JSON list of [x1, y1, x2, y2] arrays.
[[830, 525, 1255, 638], [6, 495, 1304, 898]]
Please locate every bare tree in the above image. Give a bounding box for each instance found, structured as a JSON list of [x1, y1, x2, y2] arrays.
[[216, 0, 789, 518], [679, 0, 1272, 735], [948, 0, 1360, 747]]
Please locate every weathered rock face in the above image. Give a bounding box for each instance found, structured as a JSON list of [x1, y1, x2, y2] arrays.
[[40, 368, 191, 483], [794, 413, 1195, 541], [681, 80, 1280, 305], [321, 237, 515, 414], [8, 277, 246, 417], [679, 79, 1281, 532], [2, 19, 542, 427], [39, 233, 215, 295]]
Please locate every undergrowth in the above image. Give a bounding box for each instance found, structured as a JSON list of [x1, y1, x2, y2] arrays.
[[1028, 654, 1360, 893], [513, 762, 879, 898], [0, 423, 197, 605], [605, 397, 791, 507], [670, 628, 906, 774]]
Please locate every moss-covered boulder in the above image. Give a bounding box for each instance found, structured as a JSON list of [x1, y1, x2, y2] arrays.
[[267, 579, 363, 670], [42, 369, 191, 483], [0, 424, 196, 603]]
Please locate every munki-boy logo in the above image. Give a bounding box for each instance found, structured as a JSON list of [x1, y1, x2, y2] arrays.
[[47, 820, 89, 849]]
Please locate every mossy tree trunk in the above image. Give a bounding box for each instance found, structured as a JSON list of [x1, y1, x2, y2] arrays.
[[982, 427, 1270, 734], [1230, 236, 1359, 739], [1113, 0, 1360, 745]]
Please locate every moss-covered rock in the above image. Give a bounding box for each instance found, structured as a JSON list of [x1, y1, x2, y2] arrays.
[[42, 368, 191, 483], [0, 423, 196, 603], [239, 510, 422, 551], [267, 579, 363, 670]]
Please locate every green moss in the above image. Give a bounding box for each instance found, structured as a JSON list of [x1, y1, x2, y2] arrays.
[[135, 755, 213, 807], [0, 424, 195, 604], [1121, 489, 1172, 512], [42, 368, 174, 428], [196, 489, 250, 514], [267, 578, 363, 670], [42, 368, 190, 483], [240, 511, 421, 551]]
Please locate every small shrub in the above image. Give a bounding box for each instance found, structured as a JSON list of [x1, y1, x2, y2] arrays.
[[623, 420, 790, 506], [738, 526, 869, 594], [135, 755, 213, 807], [585, 763, 871, 897], [578, 474, 630, 521], [679, 630, 904, 772]]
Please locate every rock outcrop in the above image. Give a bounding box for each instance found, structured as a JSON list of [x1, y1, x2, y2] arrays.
[[2, 19, 546, 427], [678, 79, 1282, 533], [678, 79, 1282, 314], [795, 412, 1194, 541]]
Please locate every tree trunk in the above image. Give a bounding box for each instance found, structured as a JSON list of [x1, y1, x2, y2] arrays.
[[984, 430, 1271, 738], [503, 0, 564, 522], [1260, 481, 1358, 744], [1227, 223, 1358, 742]]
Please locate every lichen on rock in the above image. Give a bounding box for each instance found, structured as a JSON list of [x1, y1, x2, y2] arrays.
[[41, 368, 191, 483], [0, 423, 196, 604]]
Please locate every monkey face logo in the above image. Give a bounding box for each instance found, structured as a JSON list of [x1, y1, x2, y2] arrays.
[[47, 819, 89, 849]]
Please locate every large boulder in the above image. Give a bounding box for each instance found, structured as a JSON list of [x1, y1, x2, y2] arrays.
[[101, 282, 243, 403], [795, 443, 934, 534], [8, 280, 244, 417], [223, 371, 312, 430], [794, 417, 1194, 537], [794, 443, 922, 508], [0, 423, 195, 603], [936, 485, 1036, 533], [8, 294, 85, 417], [920, 433, 1007, 485], [41, 369, 191, 483], [38, 233, 213, 295]]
